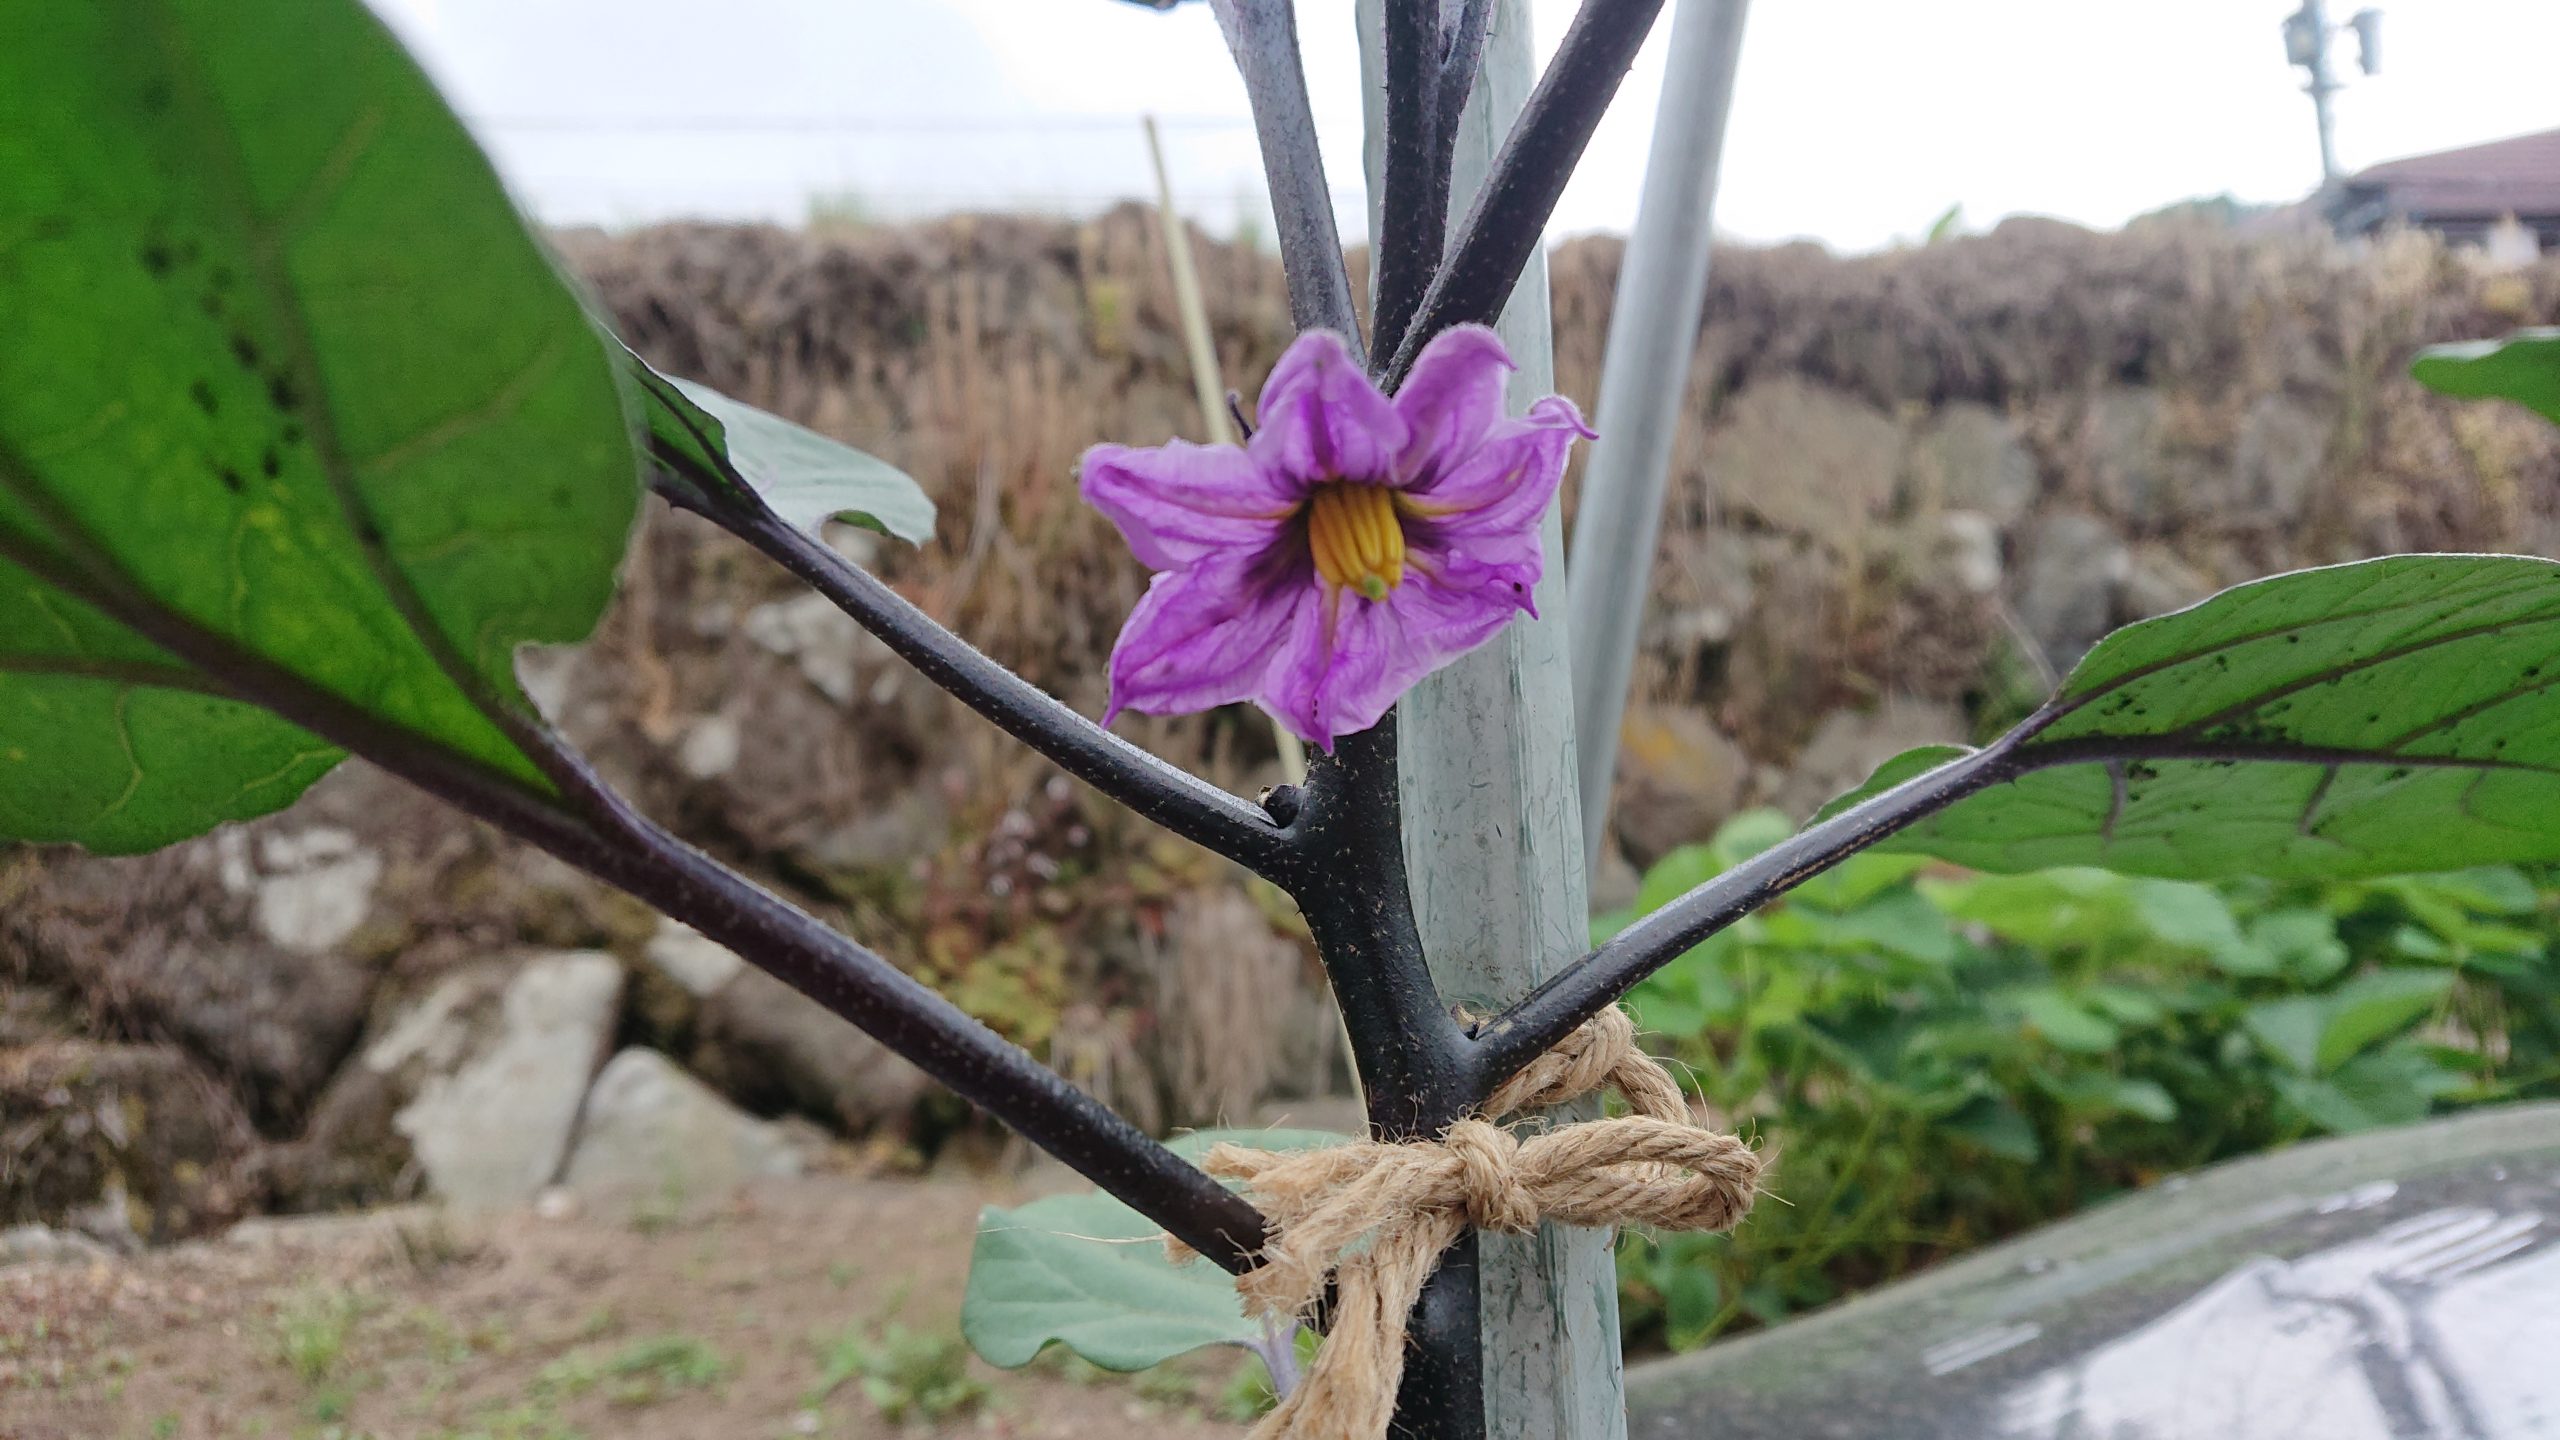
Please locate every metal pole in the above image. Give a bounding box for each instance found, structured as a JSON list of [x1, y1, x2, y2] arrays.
[[1360, 4, 1634, 1434], [2293, 0, 2343, 186], [1565, 0, 1750, 875]]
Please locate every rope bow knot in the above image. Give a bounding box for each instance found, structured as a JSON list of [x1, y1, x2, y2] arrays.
[[1197, 1008, 1761, 1439]]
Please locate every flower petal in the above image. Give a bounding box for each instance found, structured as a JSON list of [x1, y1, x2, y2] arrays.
[[1262, 573, 1530, 750], [1399, 394, 1592, 538], [1390, 324, 1514, 486], [1105, 551, 1312, 724], [1080, 440, 1301, 571], [1248, 330, 1407, 484], [1407, 531, 1545, 619]]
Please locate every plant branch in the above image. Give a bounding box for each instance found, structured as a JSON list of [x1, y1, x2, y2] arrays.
[[1465, 734, 2026, 1095], [1213, 0, 1366, 346], [1435, 0, 1497, 148], [665, 474, 1295, 876], [1368, 0, 1450, 367], [1461, 707, 2532, 1095], [1278, 718, 1474, 1140], [0, 505, 1270, 1274], [1380, 0, 1671, 389]]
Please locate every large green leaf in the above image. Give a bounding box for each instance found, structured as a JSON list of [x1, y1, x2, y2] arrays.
[[961, 1129, 1341, 1372], [2245, 970, 2450, 1074], [0, 0, 634, 852], [2411, 328, 2560, 427], [628, 347, 934, 545], [1824, 556, 2560, 879]]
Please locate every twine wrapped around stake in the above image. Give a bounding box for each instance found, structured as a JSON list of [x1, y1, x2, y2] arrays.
[[1191, 1008, 1762, 1439]]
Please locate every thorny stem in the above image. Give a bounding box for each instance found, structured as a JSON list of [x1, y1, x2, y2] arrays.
[[1276, 719, 1473, 1138], [1382, 0, 1673, 391], [1435, 0, 1498, 155], [1467, 736, 2030, 1095], [1368, 0, 1451, 365], [0, 458, 1270, 1274], [1461, 689, 2528, 1099], [1215, 0, 1366, 348], [667, 473, 1295, 877]]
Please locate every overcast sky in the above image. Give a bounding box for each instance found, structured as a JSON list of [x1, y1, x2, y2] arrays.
[[373, 0, 2560, 254]]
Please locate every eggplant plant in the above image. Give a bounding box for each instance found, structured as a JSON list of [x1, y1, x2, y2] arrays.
[[5, 2, 2559, 1437]]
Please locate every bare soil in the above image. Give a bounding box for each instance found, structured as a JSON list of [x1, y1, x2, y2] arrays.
[[0, 1174, 1249, 1440]]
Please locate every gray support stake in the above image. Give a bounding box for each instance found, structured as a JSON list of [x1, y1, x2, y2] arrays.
[[1564, 0, 1750, 875], [1360, 2, 1633, 1435]]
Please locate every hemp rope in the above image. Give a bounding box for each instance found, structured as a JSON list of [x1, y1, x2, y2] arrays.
[[1190, 1008, 1762, 1440]]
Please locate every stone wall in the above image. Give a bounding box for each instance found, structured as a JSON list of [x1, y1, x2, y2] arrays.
[[5, 212, 2557, 1240]]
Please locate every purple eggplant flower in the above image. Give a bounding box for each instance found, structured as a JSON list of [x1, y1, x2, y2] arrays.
[[1080, 325, 1593, 752]]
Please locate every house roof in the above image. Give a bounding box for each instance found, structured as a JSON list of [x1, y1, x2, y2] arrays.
[[2346, 127, 2560, 220]]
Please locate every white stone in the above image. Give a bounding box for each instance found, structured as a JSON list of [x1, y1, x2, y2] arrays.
[[250, 828, 381, 954], [372, 952, 623, 1212], [676, 712, 743, 779], [644, 920, 745, 998], [562, 1048, 805, 1216], [0, 1224, 115, 1270], [741, 591, 883, 705]]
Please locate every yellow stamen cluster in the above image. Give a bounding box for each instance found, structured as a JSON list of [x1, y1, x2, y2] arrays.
[[1306, 482, 1407, 601]]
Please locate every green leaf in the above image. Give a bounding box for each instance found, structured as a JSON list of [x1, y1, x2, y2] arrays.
[[2276, 1045, 2466, 1133], [1938, 1095, 2039, 1162], [1634, 844, 1724, 917], [2128, 880, 2246, 956], [2033, 1070, 2177, 1123], [2311, 969, 2452, 1072], [1825, 556, 2560, 880], [2247, 909, 2351, 984], [0, 0, 634, 852], [2244, 995, 2327, 1073], [1788, 851, 1932, 911], [2410, 328, 2560, 427], [2015, 989, 2119, 1053], [2245, 969, 2451, 1073], [960, 1129, 1343, 1373], [627, 346, 934, 546]]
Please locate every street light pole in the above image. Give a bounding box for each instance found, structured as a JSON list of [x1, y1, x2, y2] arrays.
[[2295, 0, 2341, 185], [2283, 0, 2380, 192]]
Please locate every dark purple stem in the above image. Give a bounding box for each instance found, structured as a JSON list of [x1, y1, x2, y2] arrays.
[[1381, 0, 1672, 391], [1216, 0, 1365, 349], [665, 469, 1294, 876]]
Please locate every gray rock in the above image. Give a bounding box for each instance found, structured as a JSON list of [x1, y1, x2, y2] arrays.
[[1775, 699, 1971, 820], [801, 789, 948, 874], [686, 963, 930, 1137], [7, 836, 379, 1126], [1612, 706, 1753, 867], [1906, 403, 2038, 524], [2016, 510, 2131, 667], [2231, 394, 2330, 520], [1646, 530, 1760, 657], [1590, 845, 1643, 916], [2082, 387, 2169, 517], [243, 827, 381, 955], [676, 712, 744, 780], [742, 591, 888, 706], [0, 982, 80, 1049], [0, 1041, 255, 1242], [1893, 510, 2005, 597], [2119, 542, 2221, 621], [562, 1048, 805, 1217], [364, 952, 624, 1212], [0, 1223, 116, 1269], [1706, 379, 1905, 544], [645, 921, 744, 999]]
